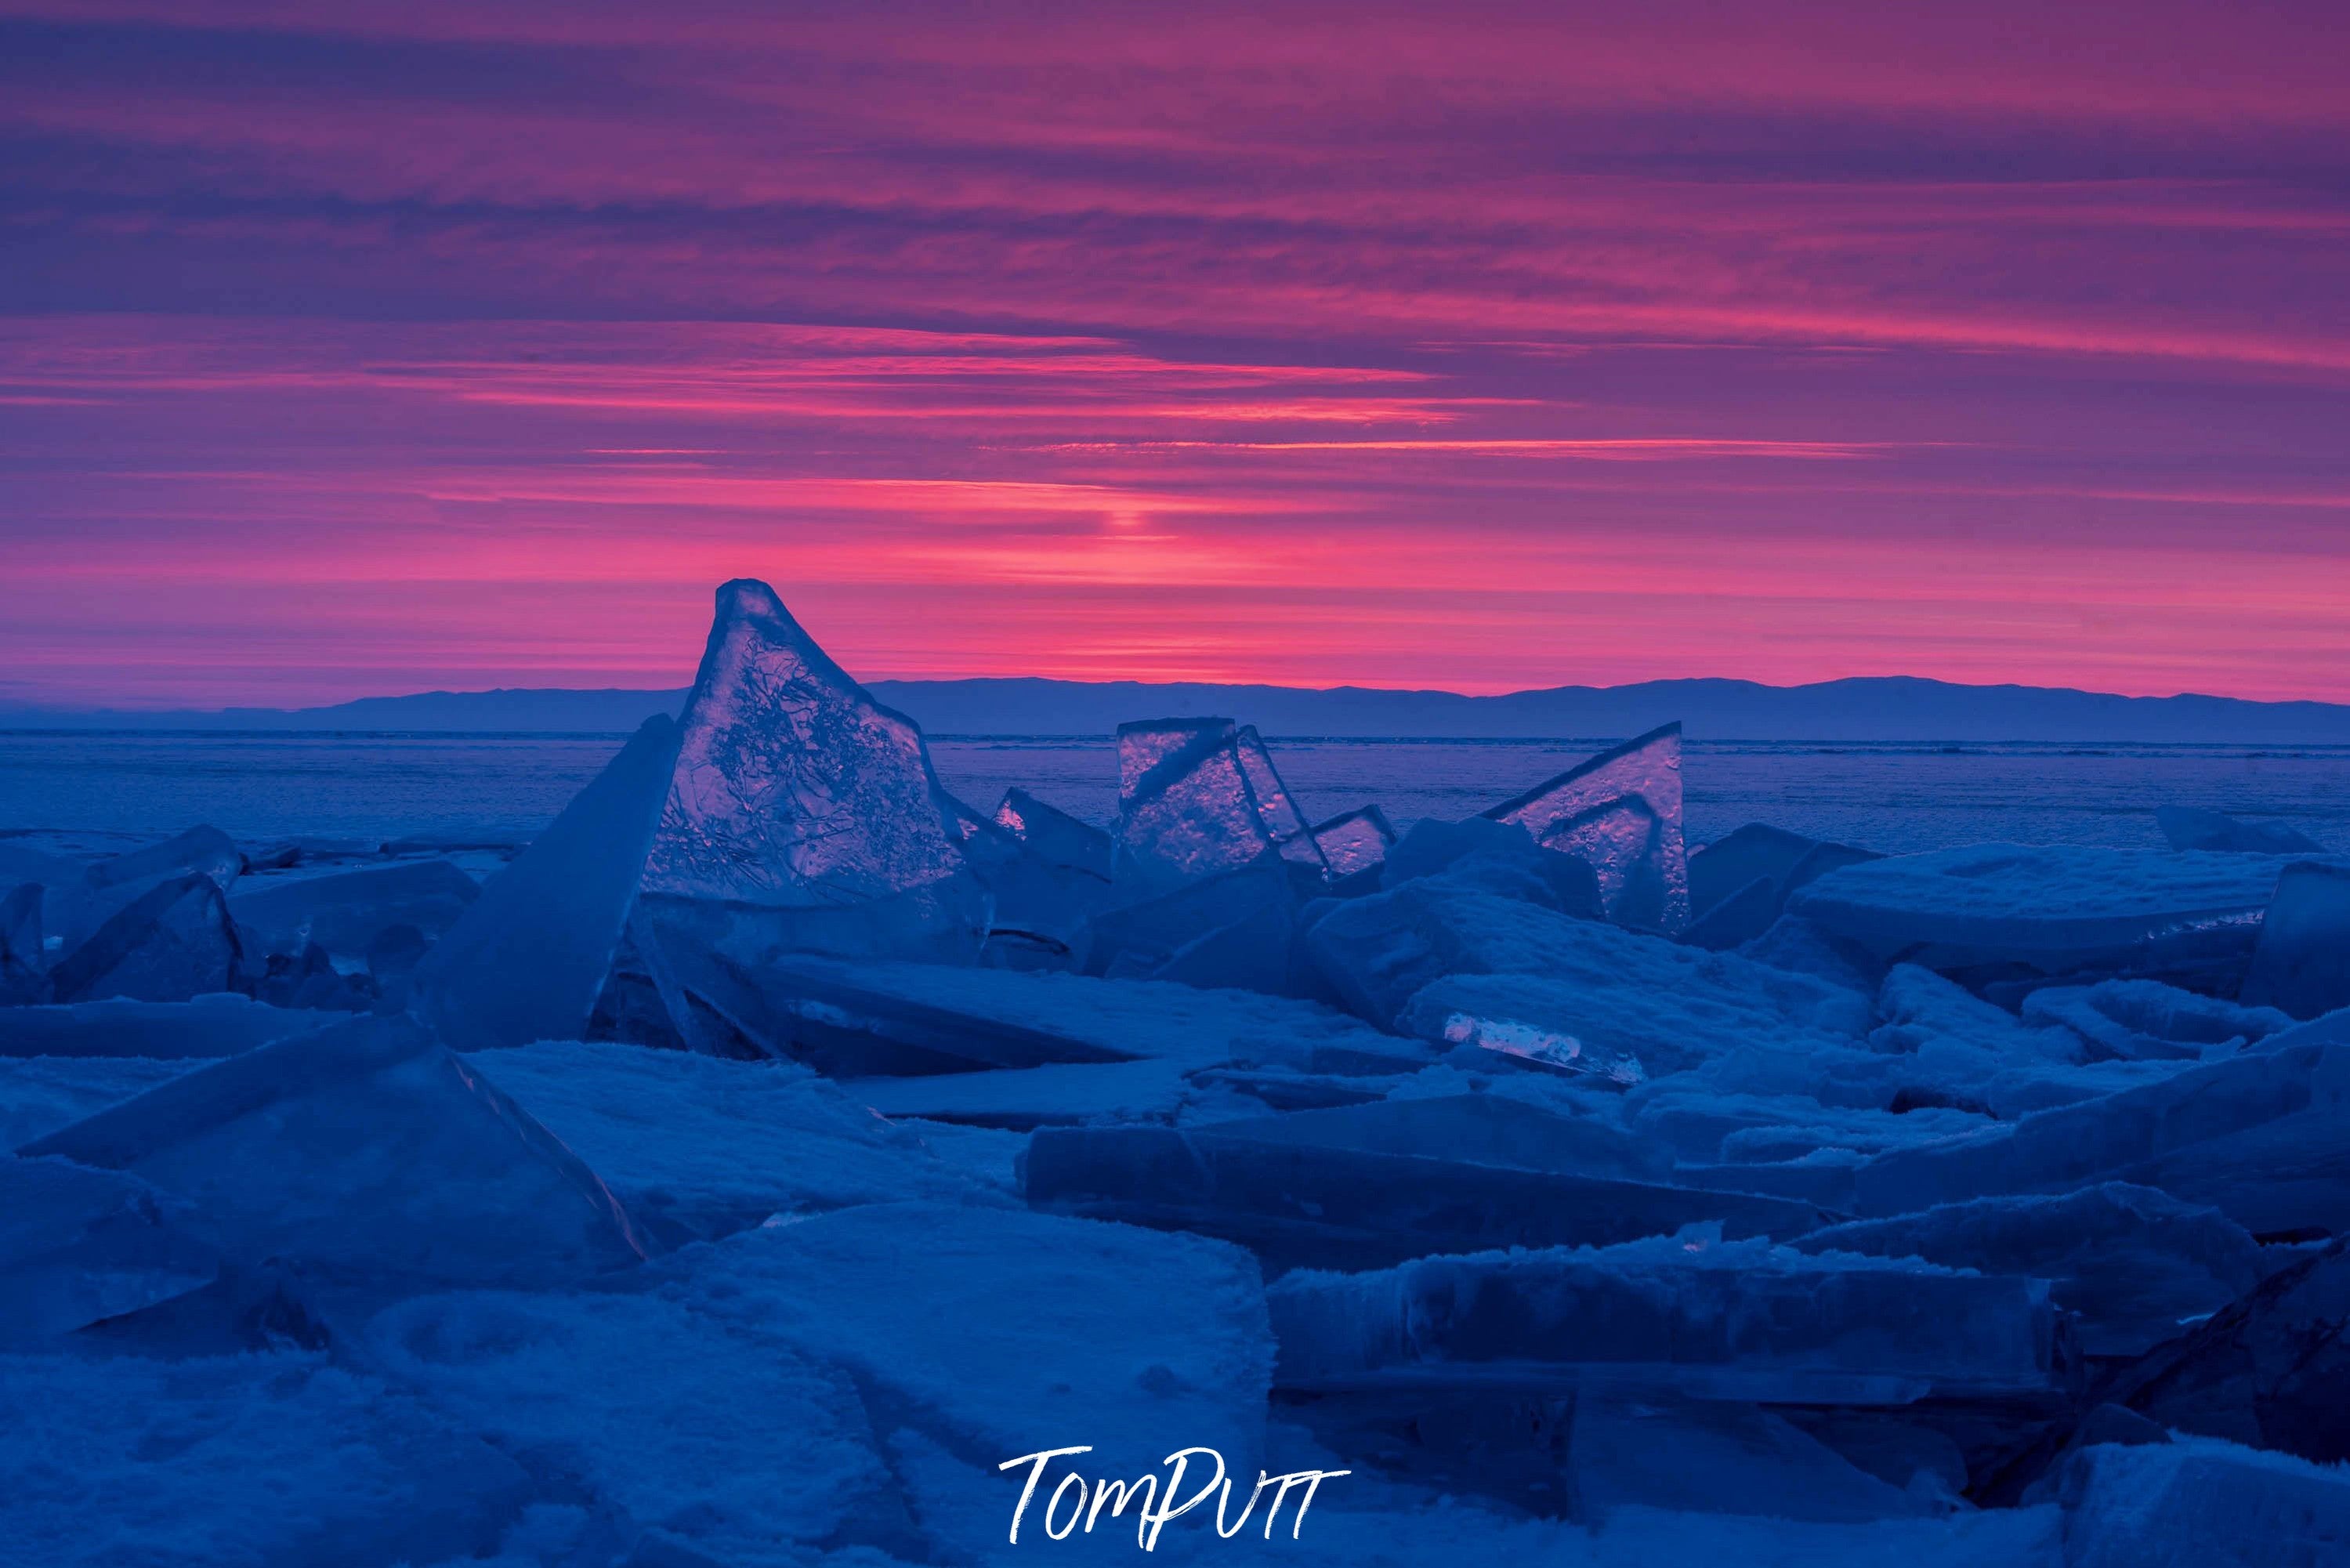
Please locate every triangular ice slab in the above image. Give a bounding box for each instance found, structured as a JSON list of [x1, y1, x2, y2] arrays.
[[1485, 720, 1687, 932], [415, 715, 682, 1050], [646, 581, 969, 910], [20, 1013, 649, 1291], [49, 873, 244, 1004]]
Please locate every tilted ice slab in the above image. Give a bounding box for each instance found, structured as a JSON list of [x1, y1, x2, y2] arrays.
[[1855, 1023, 2350, 1236], [0, 1056, 204, 1149], [1797, 1183, 2261, 1357], [1483, 721, 1688, 932], [47, 873, 244, 1005], [993, 786, 1114, 882], [1113, 717, 1324, 891], [1026, 1094, 1830, 1272], [0, 1155, 220, 1346], [1685, 822, 1881, 951], [2241, 860, 2350, 1021], [639, 580, 981, 963], [1787, 844, 2287, 985], [1267, 1230, 2061, 1403], [473, 1040, 1004, 1243], [20, 1013, 649, 1291], [226, 858, 478, 958], [1299, 805, 1396, 882], [414, 715, 681, 1052]]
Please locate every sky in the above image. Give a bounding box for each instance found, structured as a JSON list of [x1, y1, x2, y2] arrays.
[[2, 2, 2348, 708]]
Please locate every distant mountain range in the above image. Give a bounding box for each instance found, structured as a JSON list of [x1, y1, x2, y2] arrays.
[[8, 675, 2350, 744]]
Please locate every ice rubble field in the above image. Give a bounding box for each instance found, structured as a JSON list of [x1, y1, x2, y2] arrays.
[[4, 581, 2350, 1568]]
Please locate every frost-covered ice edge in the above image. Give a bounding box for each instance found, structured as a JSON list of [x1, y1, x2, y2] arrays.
[[4, 578, 2349, 1568]]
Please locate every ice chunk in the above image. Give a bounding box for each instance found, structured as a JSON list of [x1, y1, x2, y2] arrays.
[[950, 797, 1111, 969], [1113, 717, 1323, 890], [640, 580, 979, 960], [1117, 889, 1302, 995], [994, 785, 1114, 881], [1683, 827, 1881, 951], [1739, 911, 1884, 991], [81, 824, 242, 895], [413, 715, 681, 1052], [226, 858, 478, 958], [2241, 860, 2350, 1020], [20, 1013, 649, 1290], [1299, 803, 1396, 884], [2022, 978, 2295, 1061], [1484, 721, 1689, 932], [0, 880, 41, 1003], [1797, 1184, 2261, 1357], [0, 1155, 220, 1345], [1854, 1034, 2350, 1236], [47, 873, 244, 1004], [2048, 1435, 2350, 1568], [0, 995, 339, 1060], [1268, 1232, 2061, 1402], [1088, 859, 1294, 980], [1787, 844, 2283, 992], [2118, 1235, 2350, 1463], [1027, 1095, 1829, 1272], [845, 1055, 1208, 1129], [2155, 804, 2326, 856], [472, 1040, 1001, 1242]]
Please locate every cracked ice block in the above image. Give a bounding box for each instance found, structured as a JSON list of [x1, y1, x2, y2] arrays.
[[1797, 1184, 2261, 1357], [1114, 718, 1322, 891], [1267, 1232, 2061, 1402], [20, 1013, 649, 1291], [414, 715, 681, 1051], [1484, 721, 1688, 932], [2240, 860, 2350, 1021], [642, 581, 975, 958], [47, 873, 244, 1005]]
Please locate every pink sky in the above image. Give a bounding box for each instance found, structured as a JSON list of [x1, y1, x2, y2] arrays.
[[2, 2, 2347, 706]]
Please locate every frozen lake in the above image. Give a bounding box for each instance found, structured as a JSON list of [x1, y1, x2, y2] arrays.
[[2, 729, 2345, 855]]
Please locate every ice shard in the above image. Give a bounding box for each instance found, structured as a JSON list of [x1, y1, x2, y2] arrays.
[[2240, 859, 2350, 1020], [1298, 805, 1396, 883], [226, 859, 479, 959], [20, 1013, 650, 1291], [2154, 804, 2326, 856], [1483, 721, 1688, 932], [993, 787, 1114, 882], [2051, 1436, 2350, 1568], [47, 872, 244, 1005], [949, 796, 1110, 968], [641, 581, 979, 965], [1113, 717, 1323, 891], [415, 715, 682, 1051], [0, 1156, 222, 1346]]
